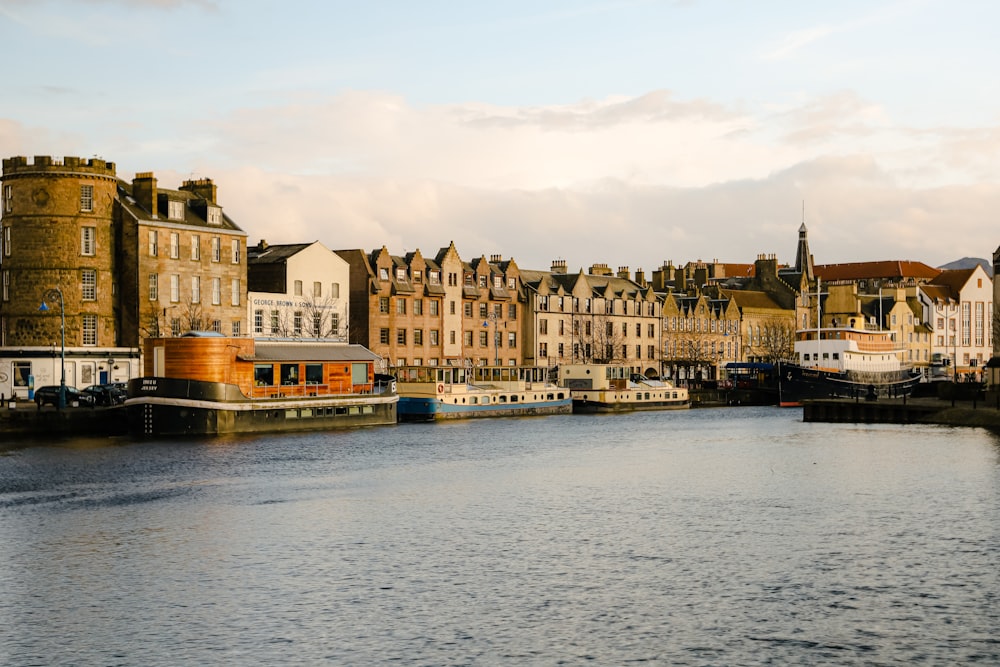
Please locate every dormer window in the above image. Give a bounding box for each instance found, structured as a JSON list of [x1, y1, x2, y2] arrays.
[[429, 270, 440, 285], [379, 267, 389, 280], [478, 275, 487, 288], [207, 206, 222, 225], [493, 276, 502, 289], [396, 267, 407, 281], [167, 200, 185, 221], [413, 270, 422, 284]]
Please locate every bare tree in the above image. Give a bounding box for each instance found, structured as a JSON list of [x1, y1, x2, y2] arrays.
[[589, 315, 627, 363], [746, 317, 796, 364]]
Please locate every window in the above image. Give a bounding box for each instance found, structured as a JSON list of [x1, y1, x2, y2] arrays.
[[232, 239, 240, 264], [330, 283, 340, 298], [191, 276, 201, 303], [479, 331, 488, 347], [232, 320, 241, 336], [2, 185, 11, 213], [396, 299, 407, 315], [270, 310, 279, 334], [508, 277, 516, 290], [379, 297, 390, 313], [2, 270, 8, 301], [648, 345, 655, 359], [313, 313, 322, 337], [329, 313, 340, 336], [313, 281, 322, 298], [636, 323, 642, 336], [430, 330, 439, 345], [81, 269, 96, 300], [293, 311, 302, 335], [479, 275, 487, 288], [396, 267, 407, 281], [559, 320, 565, 335], [211, 319, 222, 333], [211, 237, 221, 262], [231, 278, 240, 306], [429, 271, 440, 285], [148, 274, 158, 300], [168, 200, 184, 220], [539, 342, 548, 357], [81, 227, 95, 256], [464, 303, 473, 318], [212, 277, 221, 305], [414, 299, 423, 316], [397, 329, 407, 345], [148, 230, 158, 256], [414, 329, 424, 345], [479, 303, 488, 318], [294, 280, 303, 296], [540, 319, 548, 335], [508, 304, 517, 320], [80, 185, 93, 212], [191, 235, 200, 260], [430, 300, 439, 316], [464, 331, 473, 346], [171, 318, 182, 337], [379, 267, 389, 280], [170, 274, 180, 302], [82, 314, 97, 346], [169, 232, 179, 259], [379, 328, 390, 344], [254, 309, 263, 334], [207, 206, 222, 225], [508, 332, 516, 348], [450, 301, 456, 315]]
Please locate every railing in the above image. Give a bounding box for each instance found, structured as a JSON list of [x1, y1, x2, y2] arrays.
[[250, 381, 381, 399]]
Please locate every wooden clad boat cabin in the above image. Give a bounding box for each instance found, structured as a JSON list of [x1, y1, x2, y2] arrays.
[[128, 333, 397, 436]]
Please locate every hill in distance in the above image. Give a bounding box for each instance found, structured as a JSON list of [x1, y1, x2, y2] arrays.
[[939, 257, 992, 277]]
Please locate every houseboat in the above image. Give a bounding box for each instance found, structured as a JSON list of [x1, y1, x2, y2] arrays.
[[778, 318, 922, 407], [126, 333, 397, 436], [395, 364, 572, 421], [558, 364, 690, 413]]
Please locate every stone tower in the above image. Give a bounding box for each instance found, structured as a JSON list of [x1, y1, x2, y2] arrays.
[[1, 156, 119, 348]]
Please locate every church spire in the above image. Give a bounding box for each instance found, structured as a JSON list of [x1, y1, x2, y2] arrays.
[[794, 211, 814, 280]]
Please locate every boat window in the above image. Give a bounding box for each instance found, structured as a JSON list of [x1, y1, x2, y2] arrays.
[[822, 353, 829, 360], [254, 364, 274, 386], [305, 364, 323, 384], [280, 364, 299, 385], [498, 395, 507, 403], [511, 395, 518, 403], [833, 353, 839, 359]]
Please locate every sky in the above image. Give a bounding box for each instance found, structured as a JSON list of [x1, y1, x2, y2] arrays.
[[2, 0, 999, 274]]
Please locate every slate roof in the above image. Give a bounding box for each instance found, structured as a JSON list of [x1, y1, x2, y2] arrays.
[[243, 342, 382, 362], [248, 243, 312, 264], [117, 181, 245, 234]]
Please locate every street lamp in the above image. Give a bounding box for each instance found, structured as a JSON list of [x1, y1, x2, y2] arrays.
[[483, 311, 499, 366], [38, 287, 66, 410]]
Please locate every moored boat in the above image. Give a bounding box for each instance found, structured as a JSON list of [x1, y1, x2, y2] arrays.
[[126, 333, 397, 436], [395, 364, 571, 421], [778, 320, 922, 407], [558, 363, 690, 413]]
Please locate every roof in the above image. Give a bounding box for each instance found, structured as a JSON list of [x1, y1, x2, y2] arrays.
[[248, 243, 312, 264], [814, 260, 941, 282], [117, 181, 245, 234], [721, 289, 783, 310], [244, 342, 382, 362], [928, 268, 977, 297]]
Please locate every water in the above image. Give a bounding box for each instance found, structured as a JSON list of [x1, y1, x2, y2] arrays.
[[1, 407, 999, 665]]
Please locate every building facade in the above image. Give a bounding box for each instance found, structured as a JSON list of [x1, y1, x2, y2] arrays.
[[248, 241, 349, 341], [0, 155, 247, 400]]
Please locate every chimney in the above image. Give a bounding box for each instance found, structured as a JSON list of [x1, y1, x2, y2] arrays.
[[180, 177, 217, 203], [635, 268, 646, 286], [617, 266, 630, 280], [551, 259, 567, 275], [589, 263, 612, 276], [257, 239, 268, 252], [133, 172, 158, 218]]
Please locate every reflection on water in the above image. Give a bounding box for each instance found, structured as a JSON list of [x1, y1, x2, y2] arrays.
[[2, 408, 999, 665]]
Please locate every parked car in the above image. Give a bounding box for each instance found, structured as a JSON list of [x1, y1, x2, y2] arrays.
[[34, 385, 96, 408], [83, 384, 125, 406]]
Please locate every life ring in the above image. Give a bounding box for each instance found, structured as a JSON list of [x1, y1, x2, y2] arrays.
[[437, 384, 444, 393]]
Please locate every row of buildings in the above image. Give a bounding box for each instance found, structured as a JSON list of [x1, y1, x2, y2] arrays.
[[0, 154, 994, 399]]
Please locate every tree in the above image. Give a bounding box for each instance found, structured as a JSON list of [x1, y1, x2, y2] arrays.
[[747, 317, 796, 364]]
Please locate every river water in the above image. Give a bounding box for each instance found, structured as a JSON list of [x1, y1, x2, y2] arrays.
[[1, 407, 999, 666]]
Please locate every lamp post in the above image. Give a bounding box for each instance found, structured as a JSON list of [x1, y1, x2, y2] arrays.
[[483, 311, 499, 366], [38, 287, 66, 410]]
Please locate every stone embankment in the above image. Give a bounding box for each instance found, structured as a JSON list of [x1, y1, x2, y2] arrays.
[[803, 396, 1000, 429], [0, 403, 128, 440]]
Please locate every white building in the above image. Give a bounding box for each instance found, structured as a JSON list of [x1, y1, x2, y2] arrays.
[[247, 241, 350, 341], [920, 264, 993, 380]]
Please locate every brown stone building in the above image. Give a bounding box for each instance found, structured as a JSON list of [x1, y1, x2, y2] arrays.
[[0, 155, 246, 399]]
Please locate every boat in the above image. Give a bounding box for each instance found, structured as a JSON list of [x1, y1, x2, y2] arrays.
[[558, 364, 690, 413], [395, 364, 572, 421], [125, 332, 397, 436], [778, 318, 922, 407]]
